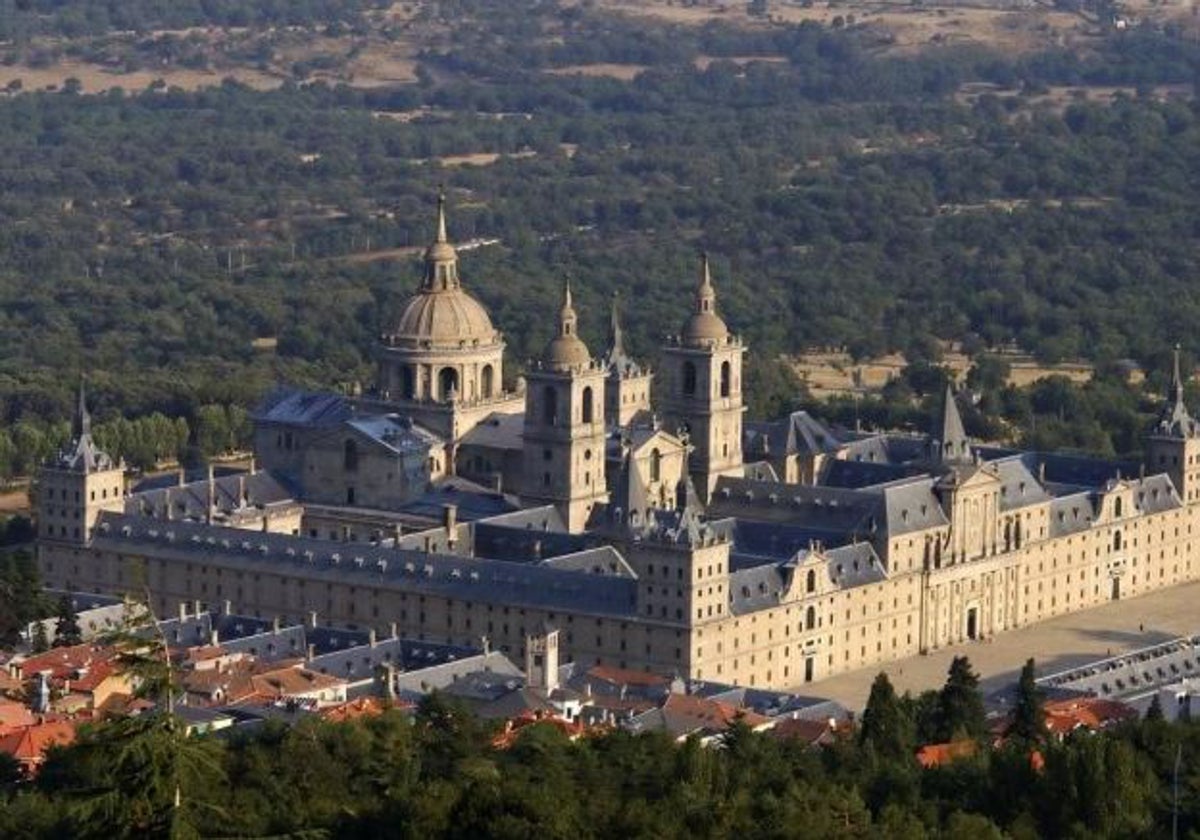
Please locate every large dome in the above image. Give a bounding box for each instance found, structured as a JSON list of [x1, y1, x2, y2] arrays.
[[383, 192, 502, 349], [391, 288, 500, 348]]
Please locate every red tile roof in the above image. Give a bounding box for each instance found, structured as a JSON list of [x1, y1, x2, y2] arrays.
[[916, 740, 978, 769], [585, 665, 672, 689], [0, 719, 77, 772], [1043, 697, 1137, 735]]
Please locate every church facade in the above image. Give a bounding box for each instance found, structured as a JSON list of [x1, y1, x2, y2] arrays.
[[34, 197, 1200, 691]]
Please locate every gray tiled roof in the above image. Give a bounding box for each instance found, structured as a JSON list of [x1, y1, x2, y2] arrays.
[[252, 389, 352, 428], [92, 512, 640, 619]]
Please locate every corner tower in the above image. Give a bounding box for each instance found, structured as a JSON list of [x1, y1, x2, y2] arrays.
[[659, 254, 745, 501], [37, 381, 125, 555], [521, 282, 609, 532], [1146, 346, 1200, 503]]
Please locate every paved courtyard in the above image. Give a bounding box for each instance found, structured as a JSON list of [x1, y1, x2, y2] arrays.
[[803, 579, 1200, 711]]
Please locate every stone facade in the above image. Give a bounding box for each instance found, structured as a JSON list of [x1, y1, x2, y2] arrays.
[[34, 219, 1200, 693]]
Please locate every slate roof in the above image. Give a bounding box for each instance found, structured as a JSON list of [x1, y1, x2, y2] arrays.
[[459, 411, 526, 451], [252, 389, 353, 428], [310, 637, 479, 683], [745, 411, 841, 459], [343, 415, 442, 456], [396, 479, 519, 523], [127, 471, 296, 522], [92, 512, 641, 618]]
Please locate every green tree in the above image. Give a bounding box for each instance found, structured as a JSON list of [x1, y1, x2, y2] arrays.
[[937, 656, 987, 742], [860, 673, 914, 761], [53, 595, 82, 647], [1011, 658, 1045, 744]]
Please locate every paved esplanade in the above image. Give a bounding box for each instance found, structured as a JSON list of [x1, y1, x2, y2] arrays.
[[804, 579, 1200, 711]]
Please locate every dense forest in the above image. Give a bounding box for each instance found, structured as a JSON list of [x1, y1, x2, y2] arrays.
[[0, 668, 1198, 839], [0, 3, 1199, 462]]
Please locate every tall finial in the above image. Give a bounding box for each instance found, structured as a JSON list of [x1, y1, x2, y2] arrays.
[[559, 276, 578, 337], [436, 185, 448, 244], [1174, 343, 1184, 403], [697, 251, 715, 314]]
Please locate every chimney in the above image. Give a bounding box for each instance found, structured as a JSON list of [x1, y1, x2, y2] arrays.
[[381, 662, 396, 701], [1038, 461, 1046, 484], [492, 474, 503, 493], [206, 464, 215, 524], [164, 488, 173, 521], [261, 516, 269, 534], [443, 504, 458, 545], [193, 599, 202, 618], [209, 629, 219, 646], [178, 468, 186, 487], [389, 622, 398, 639], [272, 616, 281, 634], [480, 635, 491, 655], [369, 628, 377, 648], [248, 455, 256, 476], [223, 599, 232, 616], [308, 611, 318, 629], [307, 644, 315, 661], [178, 602, 186, 622], [238, 476, 246, 508]]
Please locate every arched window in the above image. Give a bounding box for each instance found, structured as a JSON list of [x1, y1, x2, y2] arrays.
[[649, 448, 662, 482], [481, 364, 494, 399], [682, 361, 697, 397], [401, 366, 416, 400], [438, 367, 459, 400], [1113, 531, 1122, 552], [343, 439, 358, 472], [582, 386, 594, 424], [720, 360, 731, 398], [1004, 520, 1012, 552], [1114, 497, 1123, 518], [543, 386, 558, 425], [805, 606, 816, 631], [806, 569, 816, 594]]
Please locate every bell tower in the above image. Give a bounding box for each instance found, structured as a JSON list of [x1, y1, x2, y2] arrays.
[[659, 254, 745, 501], [521, 282, 609, 532], [1146, 346, 1200, 504]]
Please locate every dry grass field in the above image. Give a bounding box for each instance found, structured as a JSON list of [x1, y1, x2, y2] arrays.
[[595, 0, 1099, 55], [790, 347, 1098, 397]]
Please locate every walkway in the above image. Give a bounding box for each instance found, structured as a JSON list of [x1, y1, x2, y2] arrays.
[[803, 579, 1200, 711]]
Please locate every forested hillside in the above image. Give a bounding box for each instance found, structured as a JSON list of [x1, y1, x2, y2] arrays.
[[0, 1, 1198, 459]]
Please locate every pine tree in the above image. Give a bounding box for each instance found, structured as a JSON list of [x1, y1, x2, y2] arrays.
[[31, 620, 49, 653], [938, 655, 987, 741], [1011, 658, 1045, 743], [1145, 692, 1165, 723], [860, 672, 914, 760], [53, 595, 83, 647]]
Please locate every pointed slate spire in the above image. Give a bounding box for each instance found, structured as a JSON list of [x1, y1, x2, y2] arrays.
[[74, 376, 92, 440], [1157, 344, 1198, 438], [933, 383, 971, 465], [609, 291, 624, 357]]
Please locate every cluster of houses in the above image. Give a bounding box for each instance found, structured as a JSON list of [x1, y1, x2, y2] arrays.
[[0, 591, 1185, 777], [0, 591, 856, 776]]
